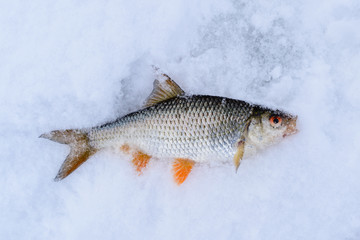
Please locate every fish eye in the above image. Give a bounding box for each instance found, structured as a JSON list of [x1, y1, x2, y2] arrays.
[[269, 116, 282, 127]]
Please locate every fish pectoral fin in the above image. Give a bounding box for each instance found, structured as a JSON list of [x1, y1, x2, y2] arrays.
[[144, 73, 185, 108], [172, 158, 195, 185], [233, 140, 245, 173], [132, 151, 151, 175]]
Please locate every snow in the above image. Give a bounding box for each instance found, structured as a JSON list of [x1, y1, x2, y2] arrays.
[[1, 0, 360, 239]]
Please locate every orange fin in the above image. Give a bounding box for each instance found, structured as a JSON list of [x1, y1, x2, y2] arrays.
[[132, 151, 151, 175], [172, 158, 195, 185]]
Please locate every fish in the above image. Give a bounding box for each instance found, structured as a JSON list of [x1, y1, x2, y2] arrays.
[[40, 73, 298, 185]]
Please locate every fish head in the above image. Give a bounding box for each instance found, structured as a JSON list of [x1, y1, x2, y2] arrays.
[[246, 107, 298, 149]]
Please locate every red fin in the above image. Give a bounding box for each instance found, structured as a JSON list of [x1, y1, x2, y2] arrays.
[[172, 158, 195, 185], [132, 151, 151, 175]]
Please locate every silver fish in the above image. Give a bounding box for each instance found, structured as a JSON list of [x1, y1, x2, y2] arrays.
[[40, 74, 298, 184]]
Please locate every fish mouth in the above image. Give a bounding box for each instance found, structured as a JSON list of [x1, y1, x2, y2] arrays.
[[283, 116, 298, 138]]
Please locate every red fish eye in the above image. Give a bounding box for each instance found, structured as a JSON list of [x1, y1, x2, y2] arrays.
[[270, 116, 282, 127]]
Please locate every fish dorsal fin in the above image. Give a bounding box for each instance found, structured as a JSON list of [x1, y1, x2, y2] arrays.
[[144, 74, 185, 107]]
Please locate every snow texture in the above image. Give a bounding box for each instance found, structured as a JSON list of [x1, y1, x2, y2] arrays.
[[1, 0, 360, 239]]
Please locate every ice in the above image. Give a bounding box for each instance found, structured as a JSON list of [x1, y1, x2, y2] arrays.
[[1, 0, 360, 239]]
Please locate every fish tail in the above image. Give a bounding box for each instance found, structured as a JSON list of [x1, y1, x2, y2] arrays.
[[40, 129, 97, 181]]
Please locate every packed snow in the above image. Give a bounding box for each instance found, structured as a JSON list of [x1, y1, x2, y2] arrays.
[[1, 0, 360, 239]]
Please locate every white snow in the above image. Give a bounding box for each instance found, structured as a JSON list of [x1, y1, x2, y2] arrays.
[[1, 0, 360, 239]]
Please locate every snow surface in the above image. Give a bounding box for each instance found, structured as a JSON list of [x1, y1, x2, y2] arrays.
[[1, 0, 360, 239]]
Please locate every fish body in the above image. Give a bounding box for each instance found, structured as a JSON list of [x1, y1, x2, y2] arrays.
[[41, 74, 298, 184], [90, 95, 253, 162]]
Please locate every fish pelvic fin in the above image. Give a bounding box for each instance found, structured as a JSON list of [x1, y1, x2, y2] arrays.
[[40, 129, 97, 181], [173, 158, 195, 185]]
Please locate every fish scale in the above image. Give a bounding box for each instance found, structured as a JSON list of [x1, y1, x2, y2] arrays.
[[89, 95, 254, 162]]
